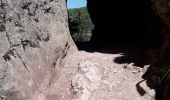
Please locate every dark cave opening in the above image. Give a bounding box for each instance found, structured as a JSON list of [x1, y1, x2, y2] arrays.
[[73, 0, 164, 53]]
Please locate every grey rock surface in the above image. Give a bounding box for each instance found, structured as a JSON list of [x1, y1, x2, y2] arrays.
[[0, 0, 76, 99]]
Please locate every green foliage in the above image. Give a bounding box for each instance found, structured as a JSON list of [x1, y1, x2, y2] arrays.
[[68, 7, 93, 42]]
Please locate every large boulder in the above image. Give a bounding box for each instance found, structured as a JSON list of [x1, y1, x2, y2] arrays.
[[0, 0, 76, 99]]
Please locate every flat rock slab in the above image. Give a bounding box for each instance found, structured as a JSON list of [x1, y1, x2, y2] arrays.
[[57, 51, 156, 100]]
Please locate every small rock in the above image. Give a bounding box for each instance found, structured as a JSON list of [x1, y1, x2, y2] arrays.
[[142, 65, 150, 73], [132, 70, 139, 74], [71, 75, 84, 94], [126, 63, 135, 69], [112, 69, 119, 73]]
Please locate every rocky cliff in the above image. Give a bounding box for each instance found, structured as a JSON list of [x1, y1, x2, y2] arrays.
[[0, 0, 76, 99]]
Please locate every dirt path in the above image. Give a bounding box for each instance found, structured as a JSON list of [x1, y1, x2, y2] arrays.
[[46, 51, 155, 100]]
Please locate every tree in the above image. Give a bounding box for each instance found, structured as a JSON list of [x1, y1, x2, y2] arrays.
[[68, 7, 93, 42]]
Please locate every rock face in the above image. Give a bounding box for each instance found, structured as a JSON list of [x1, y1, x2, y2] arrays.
[[0, 0, 76, 99], [150, 0, 170, 58], [143, 0, 170, 99]]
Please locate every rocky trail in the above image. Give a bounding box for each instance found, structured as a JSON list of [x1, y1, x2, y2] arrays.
[[47, 50, 155, 100]]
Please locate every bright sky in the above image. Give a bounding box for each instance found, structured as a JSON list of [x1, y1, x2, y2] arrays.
[[67, 0, 87, 9]]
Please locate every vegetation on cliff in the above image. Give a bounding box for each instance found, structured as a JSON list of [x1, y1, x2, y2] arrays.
[[68, 7, 93, 42]]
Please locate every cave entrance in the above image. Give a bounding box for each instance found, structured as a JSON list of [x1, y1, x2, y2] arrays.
[[68, 0, 163, 53]]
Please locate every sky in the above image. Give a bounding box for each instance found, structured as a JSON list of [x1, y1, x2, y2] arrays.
[[67, 0, 87, 9]]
